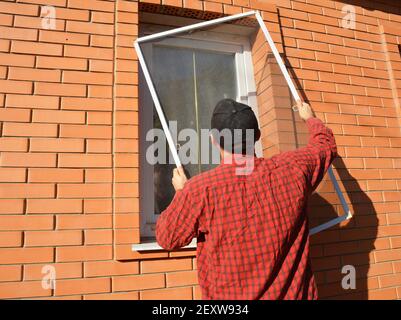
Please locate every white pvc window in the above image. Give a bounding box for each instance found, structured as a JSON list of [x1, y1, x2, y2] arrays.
[[134, 11, 352, 244]]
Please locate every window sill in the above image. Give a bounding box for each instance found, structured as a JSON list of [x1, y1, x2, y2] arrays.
[[132, 238, 197, 252]]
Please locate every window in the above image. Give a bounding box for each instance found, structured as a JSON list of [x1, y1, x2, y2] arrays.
[[135, 11, 352, 246], [139, 18, 261, 238]]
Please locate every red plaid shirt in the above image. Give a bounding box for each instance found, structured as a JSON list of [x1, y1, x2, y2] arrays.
[[156, 118, 337, 299]]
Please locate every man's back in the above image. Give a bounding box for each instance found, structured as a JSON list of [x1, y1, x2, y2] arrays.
[[186, 155, 316, 299], [156, 117, 337, 300]]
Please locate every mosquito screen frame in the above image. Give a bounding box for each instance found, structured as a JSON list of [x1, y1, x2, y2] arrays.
[[134, 10, 353, 236]]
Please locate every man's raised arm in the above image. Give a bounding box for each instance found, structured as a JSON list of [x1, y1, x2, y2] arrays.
[[285, 101, 338, 191]]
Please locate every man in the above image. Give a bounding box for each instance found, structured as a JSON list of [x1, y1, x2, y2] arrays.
[[156, 99, 337, 299]]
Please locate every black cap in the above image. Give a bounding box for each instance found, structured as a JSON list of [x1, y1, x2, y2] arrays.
[[211, 99, 260, 154]]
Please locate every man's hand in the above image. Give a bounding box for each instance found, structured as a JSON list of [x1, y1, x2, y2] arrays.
[[294, 100, 315, 121], [172, 166, 187, 191]]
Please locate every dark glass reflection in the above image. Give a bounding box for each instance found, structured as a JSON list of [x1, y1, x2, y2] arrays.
[[150, 45, 237, 214]]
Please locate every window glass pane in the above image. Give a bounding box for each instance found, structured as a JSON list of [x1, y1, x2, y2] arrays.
[[152, 45, 197, 214], [149, 45, 238, 215], [195, 50, 237, 172], [153, 45, 197, 133]]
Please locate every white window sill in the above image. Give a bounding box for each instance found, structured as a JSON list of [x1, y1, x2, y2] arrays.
[[132, 238, 197, 251]]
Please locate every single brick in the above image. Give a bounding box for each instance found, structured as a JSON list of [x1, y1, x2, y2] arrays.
[[27, 198, 83, 214]]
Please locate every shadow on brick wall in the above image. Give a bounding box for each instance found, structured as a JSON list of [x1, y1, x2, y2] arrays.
[[274, 11, 379, 298], [309, 157, 378, 299]]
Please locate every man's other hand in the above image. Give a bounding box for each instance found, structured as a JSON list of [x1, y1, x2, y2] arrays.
[[294, 100, 315, 121], [172, 166, 187, 191]]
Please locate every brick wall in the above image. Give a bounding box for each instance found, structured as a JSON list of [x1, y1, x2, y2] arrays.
[[0, 0, 400, 299]]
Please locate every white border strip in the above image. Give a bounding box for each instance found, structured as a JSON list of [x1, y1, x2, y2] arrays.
[[310, 210, 352, 235], [308, 167, 352, 235], [254, 11, 300, 101], [134, 41, 182, 167], [133, 11, 352, 241]]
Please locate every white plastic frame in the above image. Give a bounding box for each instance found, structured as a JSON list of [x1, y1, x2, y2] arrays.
[[134, 10, 352, 236]]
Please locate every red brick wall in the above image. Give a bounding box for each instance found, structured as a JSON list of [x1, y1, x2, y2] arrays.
[[0, 0, 400, 299]]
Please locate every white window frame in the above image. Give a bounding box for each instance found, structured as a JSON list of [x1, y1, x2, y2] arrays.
[[133, 10, 352, 251], [139, 23, 262, 238]]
